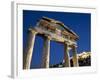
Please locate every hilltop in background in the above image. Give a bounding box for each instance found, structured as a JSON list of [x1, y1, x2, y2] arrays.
[[50, 52, 91, 68], [71, 52, 91, 67]]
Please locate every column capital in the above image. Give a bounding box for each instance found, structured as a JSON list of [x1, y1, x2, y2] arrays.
[[44, 35, 51, 40], [47, 36, 51, 40], [64, 41, 70, 45], [71, 44, 77, 48], [70, 44, 78, 48], [28, 28, 38, 34]]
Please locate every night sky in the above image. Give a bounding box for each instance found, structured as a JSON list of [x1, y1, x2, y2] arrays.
[[23, 10, 91, 69]]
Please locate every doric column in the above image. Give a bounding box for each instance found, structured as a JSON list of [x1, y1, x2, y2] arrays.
[[72, 45, 79, 67], [42, 36, 51, 68], [63, 42, 70, 67], [23, 28, 37, 69]]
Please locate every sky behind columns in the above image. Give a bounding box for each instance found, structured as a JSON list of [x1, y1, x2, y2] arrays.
[[23, 10, 91, 68]]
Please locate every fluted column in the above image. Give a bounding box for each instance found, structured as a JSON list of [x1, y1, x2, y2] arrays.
[[23, 28, 37, 69], [72, 45, 79, 67], [42, 36, 51, 68], [63, 42, 70, 67]]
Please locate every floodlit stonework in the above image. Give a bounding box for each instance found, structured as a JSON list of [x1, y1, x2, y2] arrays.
[[23, 17, 79, 69]]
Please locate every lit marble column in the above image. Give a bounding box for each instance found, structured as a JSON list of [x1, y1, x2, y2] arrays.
[[72, 45, 79, 67], [42, 36, 51, 68], [23, 28, 37, 69], [64, 42, 70, 67]]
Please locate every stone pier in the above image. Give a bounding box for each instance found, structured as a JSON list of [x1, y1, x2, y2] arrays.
[[64, 42, 70, 67], [23, 28, 37, 69], [42, 36, 51, 68], [72, 45, 79, 67]]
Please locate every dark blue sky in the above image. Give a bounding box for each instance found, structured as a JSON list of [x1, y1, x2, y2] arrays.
[[23, 10, 91, 68]]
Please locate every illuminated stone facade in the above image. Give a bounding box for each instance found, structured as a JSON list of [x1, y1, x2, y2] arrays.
[[23, 17, 79, 69]]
